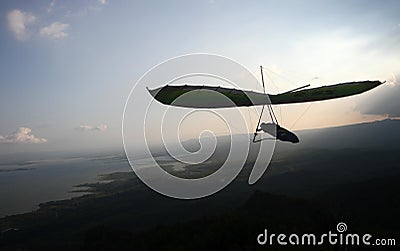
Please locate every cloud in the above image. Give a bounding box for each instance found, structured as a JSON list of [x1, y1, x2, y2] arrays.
[[40, 22, 70, 39], [98, 0, 107, 4], [6, 9, 36, 41], [0, 127, 47, 144], [76, 124, 108, 132], [356, 74, 400, 118]]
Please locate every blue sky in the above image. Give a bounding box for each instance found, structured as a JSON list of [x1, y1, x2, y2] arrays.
[[0, 0, 399, 153]]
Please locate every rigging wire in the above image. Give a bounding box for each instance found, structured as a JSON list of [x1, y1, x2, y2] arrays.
[[263, 66, 322, 130], [255, 65, 266, 130], [253, 65, 280, 143], [290, 103, 313, 130], [255, 105, 265, 130], [264, 67, 298, 88], [287, 75, 327, 130], [254, 64, 320, 141], [266, 104, 278, 125], [253, 66, 266, 142], [263, 67, 281, 125]]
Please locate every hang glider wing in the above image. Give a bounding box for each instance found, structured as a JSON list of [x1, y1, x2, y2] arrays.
[[148, 80, 383, 108], [147, 85, 268, 108], [269, 80, 383, 105]]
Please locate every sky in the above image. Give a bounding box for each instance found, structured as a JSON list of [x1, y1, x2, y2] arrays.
[[0, 0, 399, 154]]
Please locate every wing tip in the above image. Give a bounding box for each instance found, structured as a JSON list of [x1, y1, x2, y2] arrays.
[[146, 86, 159, 98]]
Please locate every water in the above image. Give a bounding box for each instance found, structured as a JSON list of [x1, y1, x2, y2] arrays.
[[0, 151, 227, 218], [0, 154, 131, 217]]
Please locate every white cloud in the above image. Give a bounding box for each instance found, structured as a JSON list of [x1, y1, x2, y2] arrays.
[[76, 124, 108, 132], [0, 127, 47, 144], [98, 0, 107, 5], [7, 9, 36, 41], [40, 22, 70, 39]]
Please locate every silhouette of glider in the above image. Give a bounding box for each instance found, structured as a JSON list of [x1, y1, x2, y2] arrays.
[[148, 66, 384, 144]]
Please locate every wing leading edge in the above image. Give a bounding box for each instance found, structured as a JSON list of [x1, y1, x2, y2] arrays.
[[148, 80, 383, 108]]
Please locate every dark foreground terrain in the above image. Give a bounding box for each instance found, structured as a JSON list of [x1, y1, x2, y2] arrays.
[[1, 119, 399, 250]]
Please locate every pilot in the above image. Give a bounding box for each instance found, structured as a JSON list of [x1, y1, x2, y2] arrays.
[[257, 122, 299, 143]]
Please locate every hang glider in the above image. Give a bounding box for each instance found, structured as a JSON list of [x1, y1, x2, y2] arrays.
[[147, 66, 384, 144], [147, 80, 383, 108]]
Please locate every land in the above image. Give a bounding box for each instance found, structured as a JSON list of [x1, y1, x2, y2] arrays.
[[0, 119, 399, 250]]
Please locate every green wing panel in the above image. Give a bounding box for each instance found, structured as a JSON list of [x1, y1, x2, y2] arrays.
[[147, 85, 269, 108], [269, 80, 383, 105]]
